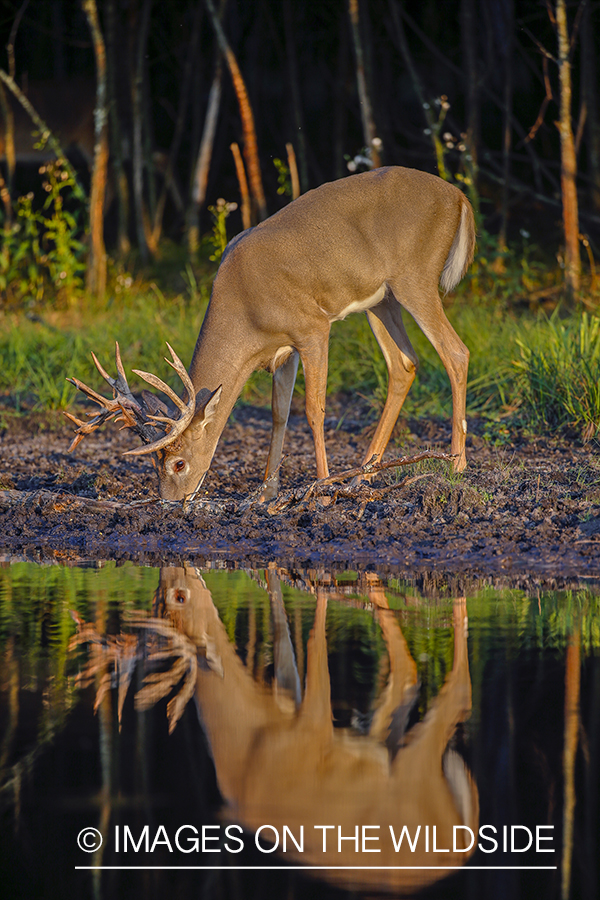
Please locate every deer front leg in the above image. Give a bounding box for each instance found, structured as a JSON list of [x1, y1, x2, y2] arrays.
[[300, 336, 330, 480], [260, 350, 299, 502]]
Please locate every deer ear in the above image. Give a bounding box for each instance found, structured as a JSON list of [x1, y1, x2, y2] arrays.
[[196, 385, 223, 432]]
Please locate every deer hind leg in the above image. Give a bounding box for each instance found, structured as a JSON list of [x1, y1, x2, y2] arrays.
[[391, 284, 469, 471], [360, 292, 419, 477], [300, 334, 331, 480], [260, 350, 299, 502]]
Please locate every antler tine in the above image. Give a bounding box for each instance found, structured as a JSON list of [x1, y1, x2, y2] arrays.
[[92, 342, 139, 409], [131, 368, 188, 414], [164, 342, 195, 402], [124, 343, 196, 457], [91, 350, 116, 387]]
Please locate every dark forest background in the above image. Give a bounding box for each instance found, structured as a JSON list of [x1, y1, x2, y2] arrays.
[[1, 0, 599, 262]]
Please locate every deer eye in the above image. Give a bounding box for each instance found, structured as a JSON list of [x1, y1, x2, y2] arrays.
[[173, 459, 186, 473]]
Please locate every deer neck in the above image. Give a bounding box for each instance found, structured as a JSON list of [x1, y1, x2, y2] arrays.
[[186, 306, 258, 455]]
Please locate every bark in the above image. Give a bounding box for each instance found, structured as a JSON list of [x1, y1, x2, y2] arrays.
[[348, 0, 381, 167], [283, 0, 309, 192], [555, 0, 581, 296], [83, 0, 109, 298], [204, 0, 267, 222], [286, 142, 300, 200]]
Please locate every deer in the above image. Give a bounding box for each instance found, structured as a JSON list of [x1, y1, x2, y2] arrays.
[[137, 566, 478, 893], [66, 166, 475, 502]]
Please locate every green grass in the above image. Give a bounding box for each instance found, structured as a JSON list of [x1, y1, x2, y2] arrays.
[[513, 310, 600, 439]]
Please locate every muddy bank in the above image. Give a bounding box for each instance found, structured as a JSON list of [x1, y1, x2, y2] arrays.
[[0, 406, 599, 584]]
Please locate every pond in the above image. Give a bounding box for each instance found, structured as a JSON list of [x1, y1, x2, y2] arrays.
[[0, 559, 598, 899]]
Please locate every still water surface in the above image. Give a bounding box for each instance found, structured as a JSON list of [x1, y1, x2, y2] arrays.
[[0, 561, 598, 899]]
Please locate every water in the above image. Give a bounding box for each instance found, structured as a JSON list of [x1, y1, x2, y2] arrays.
[[0, 560, 598, 899]]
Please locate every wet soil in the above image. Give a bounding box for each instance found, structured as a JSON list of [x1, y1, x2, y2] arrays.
[[1, 405, 599, 585]]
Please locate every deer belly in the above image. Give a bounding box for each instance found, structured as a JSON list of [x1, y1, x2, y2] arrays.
[[328, 284, 386, 322]]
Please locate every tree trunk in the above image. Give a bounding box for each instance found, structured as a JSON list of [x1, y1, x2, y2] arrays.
[[204, 0, 267, 222], [556, 0, 581, 296], [286, 142, 300, 200], [348, 0, 381, 167]]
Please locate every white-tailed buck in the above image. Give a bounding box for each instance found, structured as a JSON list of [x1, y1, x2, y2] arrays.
[[143, 567, 478, 893], [67, 167, 475, 500]]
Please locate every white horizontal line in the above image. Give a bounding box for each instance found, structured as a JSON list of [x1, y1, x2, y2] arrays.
[[75, 866, 558, 871]]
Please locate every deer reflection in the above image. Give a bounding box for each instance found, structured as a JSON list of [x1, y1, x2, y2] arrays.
[[152, 566, 478, 893]]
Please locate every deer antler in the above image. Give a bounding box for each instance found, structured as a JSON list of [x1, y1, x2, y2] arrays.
[[65, 343, 195, 455]]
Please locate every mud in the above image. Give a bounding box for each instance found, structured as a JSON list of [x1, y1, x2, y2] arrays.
[[1, 405, 599, 584]]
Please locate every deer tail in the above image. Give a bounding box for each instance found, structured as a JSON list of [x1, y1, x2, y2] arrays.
[[440, 198, 476, 293]]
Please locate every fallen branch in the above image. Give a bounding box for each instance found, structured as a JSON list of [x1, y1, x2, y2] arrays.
[[264, 450, 453, 515]]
